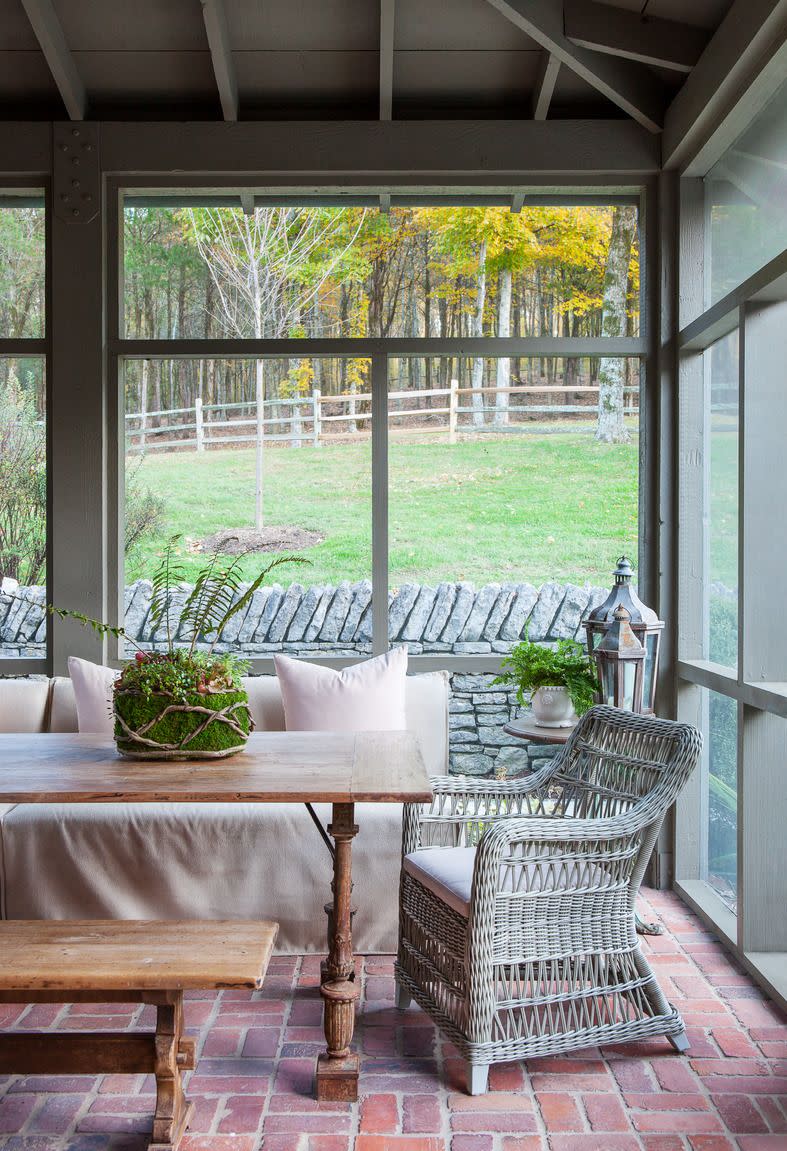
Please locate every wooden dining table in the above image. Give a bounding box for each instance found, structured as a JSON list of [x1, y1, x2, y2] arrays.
[[0, 730, 432, 1102]]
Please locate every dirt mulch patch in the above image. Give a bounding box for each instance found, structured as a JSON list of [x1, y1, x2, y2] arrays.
[[190, 526, 324, 555]]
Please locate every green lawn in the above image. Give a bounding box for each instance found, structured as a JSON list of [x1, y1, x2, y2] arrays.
[[126, 428, 639, 588]]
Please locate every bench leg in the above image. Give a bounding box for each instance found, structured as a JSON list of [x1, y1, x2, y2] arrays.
[[149, 992, 194, 1151]]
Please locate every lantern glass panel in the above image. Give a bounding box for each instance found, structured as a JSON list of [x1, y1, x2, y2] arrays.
[[622, 661, 636, 711], [642, 632, 659, 710], [599, 661, 617, 707]]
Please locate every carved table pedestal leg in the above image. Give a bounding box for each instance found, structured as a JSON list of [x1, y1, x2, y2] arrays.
[[316, 802, 360, 1101]]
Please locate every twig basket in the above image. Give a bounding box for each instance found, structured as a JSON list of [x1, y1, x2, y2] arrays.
[[114, 687, 254, 759]]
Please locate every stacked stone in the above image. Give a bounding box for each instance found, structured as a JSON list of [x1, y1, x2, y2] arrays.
[[0, 580, 46, 657], [121, 576, 609, 655], [447, 673, 561, 778]]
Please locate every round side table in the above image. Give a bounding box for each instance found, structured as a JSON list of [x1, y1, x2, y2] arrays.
[[502, 710, 662, 936], [502, 713, 576, 745]]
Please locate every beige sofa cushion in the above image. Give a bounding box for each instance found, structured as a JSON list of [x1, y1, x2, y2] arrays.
[[0, 678, 51, 733], [31, 670, 449, 776]]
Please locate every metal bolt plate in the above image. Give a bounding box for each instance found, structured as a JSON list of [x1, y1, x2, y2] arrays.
[[53, 122, 100, 224]]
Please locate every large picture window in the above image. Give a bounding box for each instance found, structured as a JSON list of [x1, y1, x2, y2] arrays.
[[118, 194, 643, 665]]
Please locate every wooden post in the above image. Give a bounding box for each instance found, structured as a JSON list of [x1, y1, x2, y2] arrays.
[[313, 387, 322, 447], [195, 397, 204, 453], [448, 378, 459, 444], [255, 360, 264, 530]]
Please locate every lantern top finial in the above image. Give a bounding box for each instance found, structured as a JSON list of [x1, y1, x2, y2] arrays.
[[614, 556, 634, 585], [585, 557, 662, 628]]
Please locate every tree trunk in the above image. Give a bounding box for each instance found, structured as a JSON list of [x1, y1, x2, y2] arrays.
[[471, 239, 487, 428], [597, 205, 637, 443], [494, 266, 512, 426]]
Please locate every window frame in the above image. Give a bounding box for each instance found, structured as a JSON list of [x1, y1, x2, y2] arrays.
[[106, 180, 654, 677], [0, 181, 50, 676], [676, 152, 787, 1006]]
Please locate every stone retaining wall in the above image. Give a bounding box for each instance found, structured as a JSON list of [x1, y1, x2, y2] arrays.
[[1, 577, 611, 659], [0, 577, 606, 778]]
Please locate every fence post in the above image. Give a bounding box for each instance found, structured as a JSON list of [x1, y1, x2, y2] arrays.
[[195, 396, 204, 452], [448, 378, 459, 444], [313, 387, 322, 447]]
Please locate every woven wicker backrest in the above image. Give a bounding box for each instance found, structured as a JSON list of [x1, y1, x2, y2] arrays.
[[550, 705, 702, 822]]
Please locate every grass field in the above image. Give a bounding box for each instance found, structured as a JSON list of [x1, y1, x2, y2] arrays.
[[126, 429, 640, 588]]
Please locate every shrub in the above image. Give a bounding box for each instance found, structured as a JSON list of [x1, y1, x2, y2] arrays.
[[0, 377, 45, 585]]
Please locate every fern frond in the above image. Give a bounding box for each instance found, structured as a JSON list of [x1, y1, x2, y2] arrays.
[[209, 555, 310, 651]]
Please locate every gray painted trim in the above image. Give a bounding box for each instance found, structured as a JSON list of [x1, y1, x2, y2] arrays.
[[531, 53, 559, 121], [484, 0, 664, 132], [20, 0, 87, 121], [200, 0, 239, 122], [679, 249, 787, 351], [663, 0, 787, 173], [564, 0, 708, 74], [675, 879, 787, 1012], [114, 337, 646, 359], [371, 355, 388, 657], [379, 0, 395, 121], [97, 120, 661, 177]]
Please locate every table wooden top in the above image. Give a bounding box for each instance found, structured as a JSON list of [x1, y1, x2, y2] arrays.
[[0, 731, 432, 805], [502, 714, 576, 745], [0, 920, 279, 991]]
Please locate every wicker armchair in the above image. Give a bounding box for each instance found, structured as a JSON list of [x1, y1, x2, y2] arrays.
[[395, 705, 702, 1094]]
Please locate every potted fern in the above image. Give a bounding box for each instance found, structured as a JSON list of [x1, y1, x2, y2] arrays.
[[50, 537, 305, 760], [493, 636, 597, 728]]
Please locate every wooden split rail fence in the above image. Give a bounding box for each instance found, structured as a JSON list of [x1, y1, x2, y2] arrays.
[[125, 381, 639, 453]]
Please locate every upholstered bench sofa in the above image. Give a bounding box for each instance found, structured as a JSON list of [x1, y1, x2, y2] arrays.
[[0, 673, 448, 954]]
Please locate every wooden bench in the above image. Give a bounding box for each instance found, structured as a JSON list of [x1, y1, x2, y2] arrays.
[[0, 919, 278, 1151]]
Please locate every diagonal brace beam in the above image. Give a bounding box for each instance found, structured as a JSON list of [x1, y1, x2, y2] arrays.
[[21, 0, 87, 120], [564, 0, 709, 74], [201, 0, 238, 122], [485, 0, 664, 132]]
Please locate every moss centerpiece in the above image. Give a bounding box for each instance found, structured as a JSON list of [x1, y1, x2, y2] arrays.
[[50, 535, 306, 760], [113, 649, 252, 759]]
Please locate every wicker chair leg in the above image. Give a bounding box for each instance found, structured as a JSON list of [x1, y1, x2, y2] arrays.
[[467, 1064, 489, 1095], [669, 1029, 690, 1053], [395, 983, 411, 1010]]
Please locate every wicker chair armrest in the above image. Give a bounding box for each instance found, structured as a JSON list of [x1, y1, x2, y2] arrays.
[[401, 775, 557, 854]]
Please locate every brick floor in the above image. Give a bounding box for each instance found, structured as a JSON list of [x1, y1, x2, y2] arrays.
[[0, 890, 785, 1151]]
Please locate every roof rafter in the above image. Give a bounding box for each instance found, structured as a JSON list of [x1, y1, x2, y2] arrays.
[[21, 0, 86, 121], [484, 0, 664, 132], [663, 0, 787, 172], [564, 0, 709, 74], [380, 0, 395, 120], [200, 0, 238, 122], [531, 51, 559, 119]]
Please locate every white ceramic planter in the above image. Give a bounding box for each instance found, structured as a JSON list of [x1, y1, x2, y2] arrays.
[[531, 685, 577, 728]]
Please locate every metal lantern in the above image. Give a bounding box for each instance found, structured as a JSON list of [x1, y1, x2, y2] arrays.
[[582, 556, 664, 714], [594, 605, 646, 712]]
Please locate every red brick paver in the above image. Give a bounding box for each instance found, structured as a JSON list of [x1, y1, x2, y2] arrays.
[[0, 891, 785, 1150]]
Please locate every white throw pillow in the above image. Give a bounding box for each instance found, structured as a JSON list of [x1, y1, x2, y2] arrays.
[[67, 656, 118, 734], [274, 647, 408, 732]]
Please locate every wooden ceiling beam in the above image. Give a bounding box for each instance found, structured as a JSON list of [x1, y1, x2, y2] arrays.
[[484, 0, 664, 132], [200, 0, 238, 122], [663, 0, 787, 172], [21, 0, 87, 120], [380, 0, 395, 120], [564, 0, 708, 74], [531, 51, 560, 119]]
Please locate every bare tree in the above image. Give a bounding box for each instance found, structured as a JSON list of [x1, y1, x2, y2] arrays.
[[190, 207, 364, 528]]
